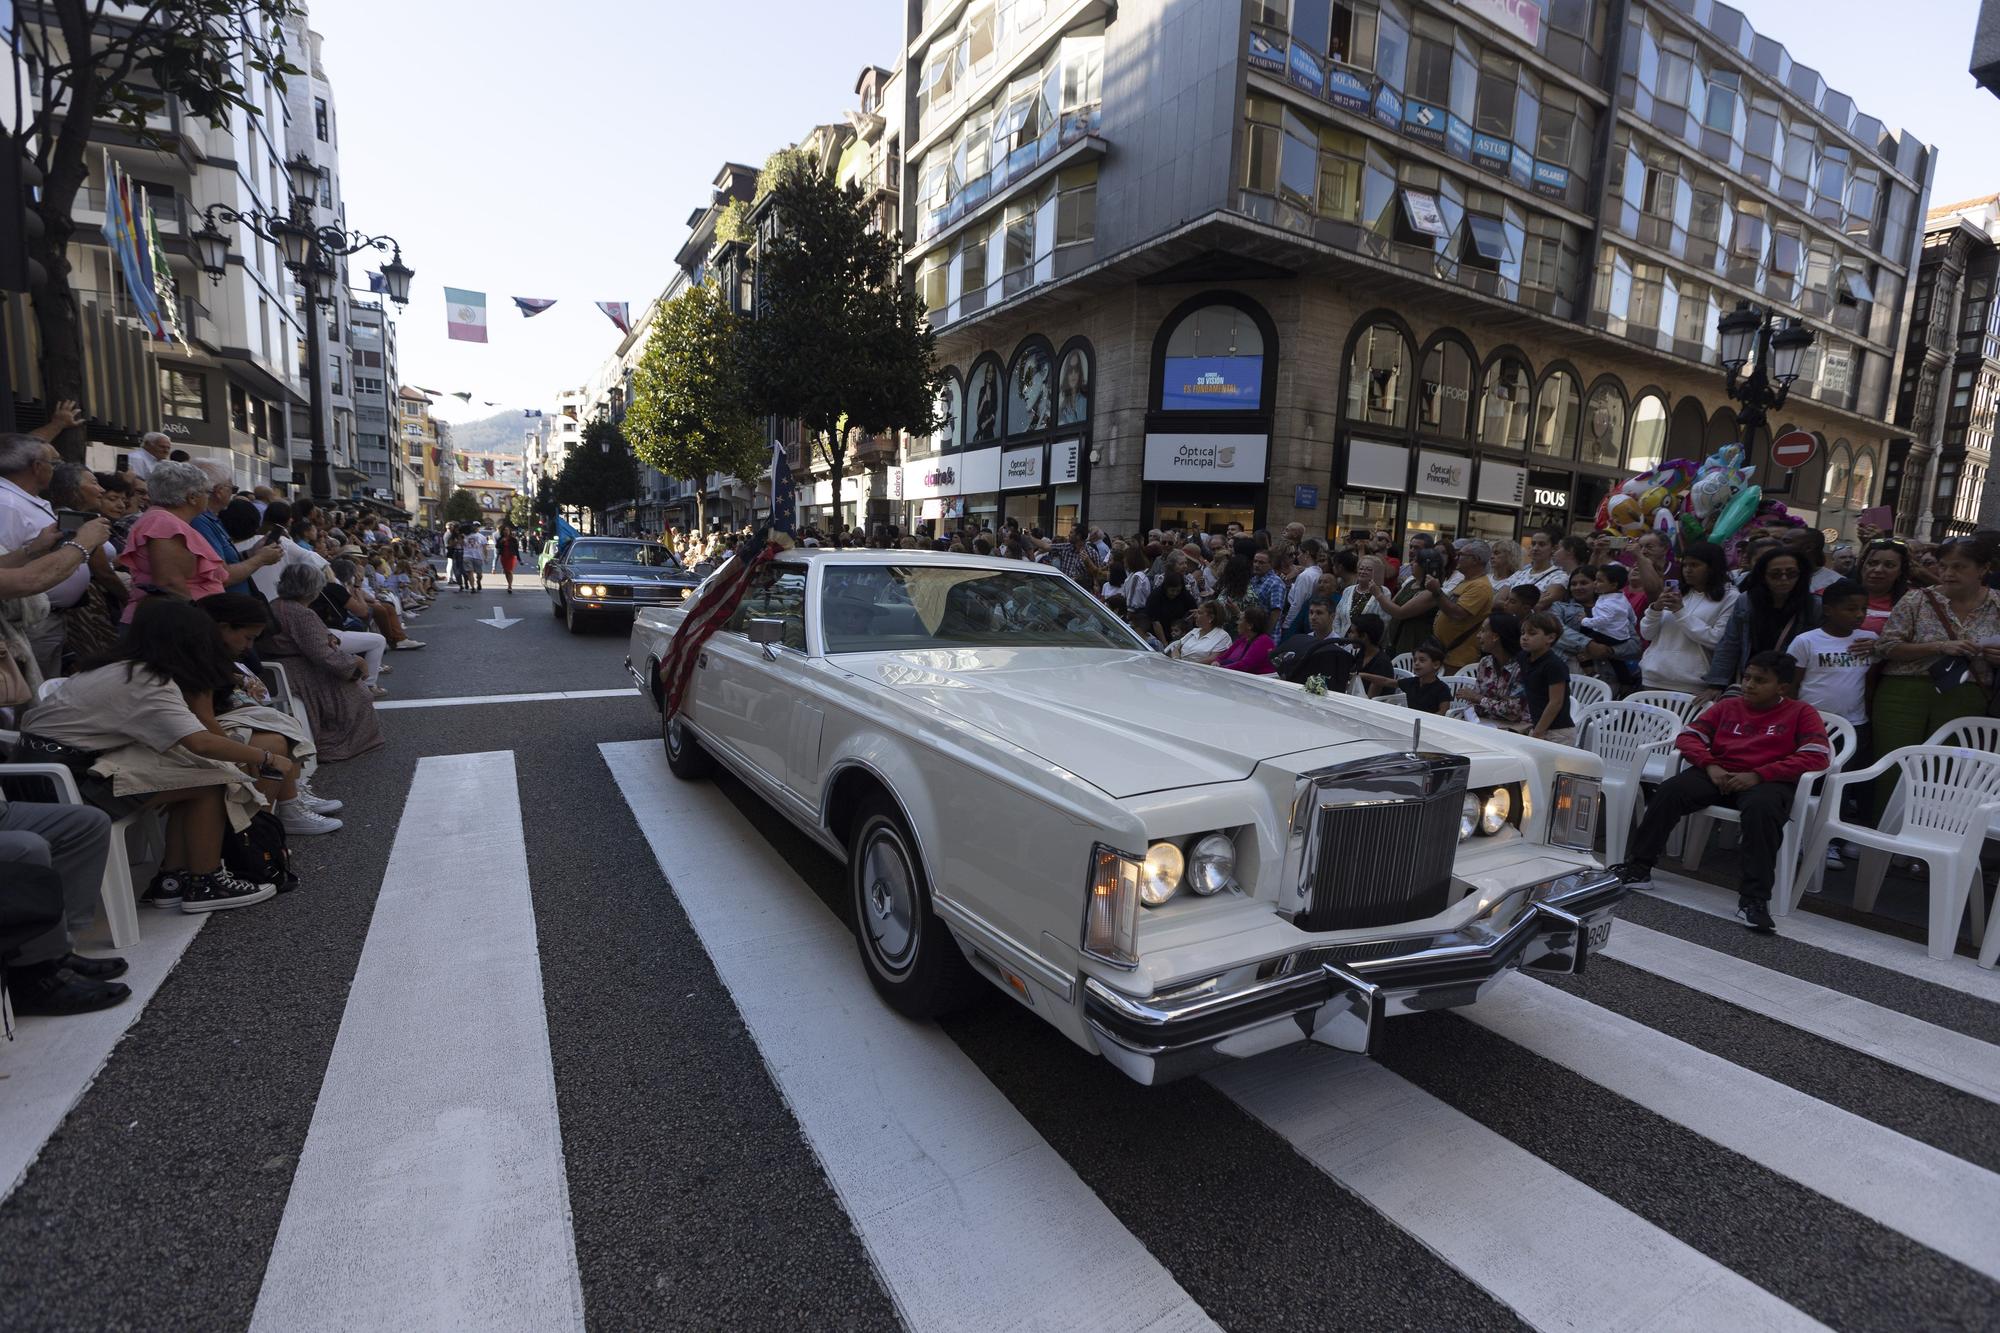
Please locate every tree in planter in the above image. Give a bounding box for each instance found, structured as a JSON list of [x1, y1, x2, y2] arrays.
[[554, 419, 639, 534], [8, 2, 303, 461], [440, 489, 482, 526], [739, 153, 940, 536], [625, 282, 766, 534]]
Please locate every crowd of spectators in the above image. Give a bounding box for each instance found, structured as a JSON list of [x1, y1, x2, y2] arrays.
[[733, 505, 1990, 937], [1, 426, 439, 1018]]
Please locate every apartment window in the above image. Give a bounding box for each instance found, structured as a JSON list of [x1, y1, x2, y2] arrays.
[[161, 369, 209, 420], [1317, 126, 1364, 221], [314, 97, 328, 142], [1704, 71, 1744, 138], [959, 234, 989, 302], [230, 384, 251, 434], [1001, 201, 1035, 294], [1536, 91, 1578, 173], [917, 249, 949, 312], [1460, 213, 1509, 270], [1330, 2, 1376, 70], [1252, 0, 1289, 25], [1474, 51, 1517, 140], [1769, 224, 1803, 301], [331, 356, 344, 395], [1055, 164, 1096, 247], [1279, 110, 1318, 210], [1245, 96, 1281, 195], [257, 297, 271, 362], [1406, 25, 1453, 107]]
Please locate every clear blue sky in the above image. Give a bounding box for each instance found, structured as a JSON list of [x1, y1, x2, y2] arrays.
[[312, 0, 1995, 424], [311, 0, 901, 423]]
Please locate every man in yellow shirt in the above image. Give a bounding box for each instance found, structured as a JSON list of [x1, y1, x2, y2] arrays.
[[1428, 539, 1494, 670]]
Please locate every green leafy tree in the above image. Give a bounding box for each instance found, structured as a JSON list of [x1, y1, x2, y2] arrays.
[[505, 493, 535, 531], [441, 489, 482, 526], [554, 419, 639, 532], [739, 154, 939, 534], [6, 2, 304, 461], [625, 282, 766, 533]]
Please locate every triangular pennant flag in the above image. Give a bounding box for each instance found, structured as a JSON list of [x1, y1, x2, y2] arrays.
[[513, 297, 557, 317], [452, 391, 473, 402], [596, 301, 630, 334]]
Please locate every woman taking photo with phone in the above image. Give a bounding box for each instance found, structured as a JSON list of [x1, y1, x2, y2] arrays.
[[1639, 541, 1738, 695]]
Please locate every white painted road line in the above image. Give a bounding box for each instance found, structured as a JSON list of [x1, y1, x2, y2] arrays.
[[374, 688, 633, 711], [251, 751, 585, 1333], [1643, 871, 2000, 1006], [1472, 976, 2000, 1283], [1599, 921, 2000, 1105], [1210, 1047, 1821, 1333], [600, 740, 1217, 1333], [0, 911, 205, 1203]]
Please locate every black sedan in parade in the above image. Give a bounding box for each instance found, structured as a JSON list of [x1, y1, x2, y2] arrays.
[[543, 538, 700, 632]]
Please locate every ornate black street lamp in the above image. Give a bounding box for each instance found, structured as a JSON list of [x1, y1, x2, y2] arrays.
[[190, 153, 412, 501], [1716, 299, 1815, 456]]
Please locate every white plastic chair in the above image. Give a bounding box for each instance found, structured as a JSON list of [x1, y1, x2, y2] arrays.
[[1798, 746, 2000, 961], [1683, 712, 1856, 916], [1566, 673, 1612, 714], [1391, 652, 1415, 674], [1576, 701, 1684, 864], [1392, 666, 1415, 681], [1373, 691, 1411, 709], [0, 760, 144, 949], [1627, 689, 1703, 782]]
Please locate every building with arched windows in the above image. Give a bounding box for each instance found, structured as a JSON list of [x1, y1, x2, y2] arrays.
[[897, 0, 1935, 542]]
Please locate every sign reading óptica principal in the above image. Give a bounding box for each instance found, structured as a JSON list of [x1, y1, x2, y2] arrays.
[[1142, 433, 1270, 483]]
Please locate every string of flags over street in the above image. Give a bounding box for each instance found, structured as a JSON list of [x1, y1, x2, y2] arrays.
[[368, 273, 632, 344]]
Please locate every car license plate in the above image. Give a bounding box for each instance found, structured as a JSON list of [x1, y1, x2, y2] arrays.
[[1586, 919, 1612, 952]]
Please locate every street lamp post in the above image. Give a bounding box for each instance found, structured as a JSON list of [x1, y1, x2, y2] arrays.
[[1715, 299, 1815, 458], [189, 151, 412, 502]]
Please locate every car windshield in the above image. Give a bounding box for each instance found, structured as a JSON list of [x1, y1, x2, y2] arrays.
[[566, 541, 680, 569], [819, 565, 1138, 653]]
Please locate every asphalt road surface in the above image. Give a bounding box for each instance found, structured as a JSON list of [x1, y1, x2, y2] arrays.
[[2, 577, 1996, 1332]]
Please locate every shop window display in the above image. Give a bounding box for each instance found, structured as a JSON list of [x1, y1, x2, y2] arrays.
[[1417, 337, 1474, 438], [1345, 322, 1409, 426], [968, 359, 1003, 443], [1478, 355, 1532, 448], [1579, 381, 1626, 467], [1628, 392, 1668, 470], [1056, 343, 1092, 426], [1160, 304, 1265, 411], [1532, 369, 1580, 457], [1007, 341, 1054, 435]]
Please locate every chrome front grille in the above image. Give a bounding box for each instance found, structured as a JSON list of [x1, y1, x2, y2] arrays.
[[1290, 754, 1468, 934]]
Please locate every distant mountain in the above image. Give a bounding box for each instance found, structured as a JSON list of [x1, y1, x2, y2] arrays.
[[439, 410, 542, 454]]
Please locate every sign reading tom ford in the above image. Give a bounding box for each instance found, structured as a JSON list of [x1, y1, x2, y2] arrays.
[[1143, 433, 1271, 483]]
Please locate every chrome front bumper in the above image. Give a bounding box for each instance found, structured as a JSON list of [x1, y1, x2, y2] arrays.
[[1082, 869, 1624, 1085]]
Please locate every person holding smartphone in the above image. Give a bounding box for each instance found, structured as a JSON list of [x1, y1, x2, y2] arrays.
[[1638, 541, 1738, 694]]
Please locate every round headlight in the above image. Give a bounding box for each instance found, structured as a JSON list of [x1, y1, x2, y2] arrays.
[[1460, 794, 1481, 841], [1187, 832, 1236, 896], [1139, 842, 1184, 907], [1480, 786, 1512, 836]]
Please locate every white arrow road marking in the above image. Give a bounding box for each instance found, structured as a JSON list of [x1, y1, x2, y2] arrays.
[[478, 605, 521, 628]]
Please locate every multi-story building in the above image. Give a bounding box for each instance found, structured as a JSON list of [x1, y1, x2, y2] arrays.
[[396, 385, 440, 525], [21, 8, 309, 486], [279, 16, 358, 498], [895, 0, 1933, 543], [348, 296, 405, 512], [1891, 193, 2000, 538]]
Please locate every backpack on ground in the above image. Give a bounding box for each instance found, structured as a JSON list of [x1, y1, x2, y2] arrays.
[[225, 810, 293, 890]]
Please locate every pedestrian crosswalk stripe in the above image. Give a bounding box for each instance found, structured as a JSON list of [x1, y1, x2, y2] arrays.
[[1471, 975, 2000, 1281], [1208, 1044, 1821, 1331], [251, 751, 586, 1333], [599, 740, 1217, 1333], [1599, 922, 2000, 1105], [1641, 872, 2000, 1006]]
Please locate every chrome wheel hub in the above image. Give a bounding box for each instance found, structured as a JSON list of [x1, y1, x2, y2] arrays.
[[861, 833, 916, 967]]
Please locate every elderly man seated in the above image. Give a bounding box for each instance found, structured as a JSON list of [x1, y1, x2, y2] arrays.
[[0, 792, 125, 1014]]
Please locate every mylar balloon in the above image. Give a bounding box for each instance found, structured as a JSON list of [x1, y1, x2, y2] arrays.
[[1708, 484, 1764, 541]]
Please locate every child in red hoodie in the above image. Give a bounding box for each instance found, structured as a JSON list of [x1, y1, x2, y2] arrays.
[[1613, 651, 1832, 933]]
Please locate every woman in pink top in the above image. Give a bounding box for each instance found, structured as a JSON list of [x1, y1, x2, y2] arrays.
[[1214, 602, 1277, 675], [115, 460, 232, 621], [1857, 537, 1911, 635]]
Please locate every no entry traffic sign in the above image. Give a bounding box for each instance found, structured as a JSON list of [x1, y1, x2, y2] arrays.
[[1771, 429, 1818, 471]]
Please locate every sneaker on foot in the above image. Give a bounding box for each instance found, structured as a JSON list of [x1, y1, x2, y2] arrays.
[[296, 784, 342, 815], [1737, 895, 1776, 934], [1609, 862, 1654, 890], [368, 685, 390, 700], [392, 638, 425, 650], [141, 870, 186, 909], [8, 965, 129, 1015], [180, 869, 276, 913], [279, 801, 343, 836]]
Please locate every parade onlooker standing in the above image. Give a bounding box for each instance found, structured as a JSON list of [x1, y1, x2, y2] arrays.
[[1871, 535, 2000, 815], [495, 522, 522, 593]]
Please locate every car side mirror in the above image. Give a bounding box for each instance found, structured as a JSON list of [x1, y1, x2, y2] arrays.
[[748, 617, 786, 659]]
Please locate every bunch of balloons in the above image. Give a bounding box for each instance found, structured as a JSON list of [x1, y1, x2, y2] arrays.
[[1593, 443, 1768, 551]]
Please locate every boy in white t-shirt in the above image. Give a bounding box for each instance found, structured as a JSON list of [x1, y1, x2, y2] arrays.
[[1785, 579, 1874, 728], [1787, 578, 1874, 866]]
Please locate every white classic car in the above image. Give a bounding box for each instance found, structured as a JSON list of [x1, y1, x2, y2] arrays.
[[628, 549, 1623, 1084]]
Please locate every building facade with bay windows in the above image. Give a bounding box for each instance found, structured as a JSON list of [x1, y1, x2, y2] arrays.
[[897, 0, 1934, 544]]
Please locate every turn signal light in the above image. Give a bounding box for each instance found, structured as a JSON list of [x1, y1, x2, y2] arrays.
[[1083, 845, 1141, 967]]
